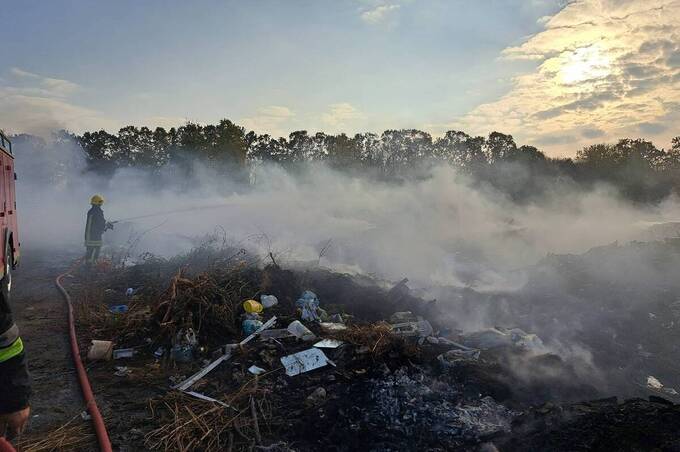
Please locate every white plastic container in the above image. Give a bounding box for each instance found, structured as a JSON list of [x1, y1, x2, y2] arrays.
[[261, 294, 279, 308]]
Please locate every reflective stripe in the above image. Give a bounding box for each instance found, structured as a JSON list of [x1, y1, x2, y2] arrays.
[[84, 241, 103, 247], [0, 323, 19, 347], [85, 214, 93, 241], [0, 337, 23, 363]]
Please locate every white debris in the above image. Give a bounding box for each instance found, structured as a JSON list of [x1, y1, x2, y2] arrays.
[[390, 320, 433, 337], [313, 339, 344, 349], [462, 327, 544, 352], [508, 328, 545, 352], [248, 365, 266, 375], [647, 375, 664, 390], [281, 348, 331, 376], [261, 294, 279, 308], [287, 320, 317, 341], [319, 322, 347, 333]]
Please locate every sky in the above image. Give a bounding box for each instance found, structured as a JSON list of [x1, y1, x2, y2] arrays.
[[0, 0, 678, 157]]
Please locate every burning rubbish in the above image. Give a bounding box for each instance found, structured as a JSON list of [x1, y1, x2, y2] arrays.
[[9, 4, 680, 450], [461, 327, 545, 352], [48, 242, 680, 451]]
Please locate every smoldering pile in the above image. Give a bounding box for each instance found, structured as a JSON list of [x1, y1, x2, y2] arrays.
[[434, 238, 680, 403], [66, 244, 680, 451]]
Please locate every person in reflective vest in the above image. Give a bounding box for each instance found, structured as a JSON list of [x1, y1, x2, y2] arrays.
[[0, 289, 30, 439], [84, 194, 113, 264]]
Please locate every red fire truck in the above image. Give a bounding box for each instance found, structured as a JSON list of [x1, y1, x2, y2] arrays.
[[0, 131, 19, 303]]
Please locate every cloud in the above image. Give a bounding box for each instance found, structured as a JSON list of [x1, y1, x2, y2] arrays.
[[638, 122, 668, 135], [537, 15, 553, 25], [258, 105, 295, 119], [41, 77, 79, 97], [240, 105, 296, 137], [360, 3, 400, 25], [0, 92, 117, 136], [442, 0, 680, 156], [533, 134, 578, 146], [321, 102, 365, 132], [581, 127, 606, 139], [0, 68, 116, 135], [10, 67, 80, 98], [10, 67, 40, 80]]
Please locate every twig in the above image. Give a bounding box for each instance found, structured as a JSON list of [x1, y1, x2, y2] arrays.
[[318, 238, 333, 265], [268, 252, 279, 269], [250, 397, 262, 445]]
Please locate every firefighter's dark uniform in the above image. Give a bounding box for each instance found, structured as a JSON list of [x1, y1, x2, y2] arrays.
[[84, 205, 107, 264], [0, 297, 30, 418]]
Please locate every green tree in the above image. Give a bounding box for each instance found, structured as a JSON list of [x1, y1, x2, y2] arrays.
[[484, 132, 517, 162], [434, 131, 487, 169], [77, 129, 119, 174]]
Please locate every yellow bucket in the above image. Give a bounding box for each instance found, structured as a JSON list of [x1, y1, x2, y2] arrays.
[[243, 299, 264, 313]]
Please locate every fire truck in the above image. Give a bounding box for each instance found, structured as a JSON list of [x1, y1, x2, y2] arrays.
[[0, 130, 19, 304]]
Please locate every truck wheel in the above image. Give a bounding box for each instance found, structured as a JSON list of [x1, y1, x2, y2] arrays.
[[2, 244, 12, 305]]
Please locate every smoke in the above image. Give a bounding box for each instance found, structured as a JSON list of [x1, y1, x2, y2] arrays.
[[14, 133, 680, 398], [14, 134, 680, 290]]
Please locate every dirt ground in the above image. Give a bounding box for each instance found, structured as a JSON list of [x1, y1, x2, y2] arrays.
[[10, 247, 97, 450]]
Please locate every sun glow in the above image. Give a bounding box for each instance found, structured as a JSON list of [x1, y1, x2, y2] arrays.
[[560, 46, 612, 85]]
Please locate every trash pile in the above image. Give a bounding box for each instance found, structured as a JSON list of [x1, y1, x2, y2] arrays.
[[68, 244, 680, 451], [433, 239, 680, 404]]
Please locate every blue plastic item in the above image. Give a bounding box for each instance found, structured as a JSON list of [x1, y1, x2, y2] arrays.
[[296, 290, 319, 307], [109, 305, 129, 314], [243, 319, 264, 335], [171, 344, 193, 363], [296, 290, 321, 321]]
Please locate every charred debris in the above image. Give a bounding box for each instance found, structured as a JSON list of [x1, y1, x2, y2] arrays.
[[63, 240, 680, 451]]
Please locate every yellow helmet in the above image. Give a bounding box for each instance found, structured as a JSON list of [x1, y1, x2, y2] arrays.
[[90, 194, 105, 206]]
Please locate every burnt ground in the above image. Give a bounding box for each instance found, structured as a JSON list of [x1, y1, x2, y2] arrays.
[[10, 247, 97, 448], [6, 243, 680, 451], [498, 396, 680, 452]]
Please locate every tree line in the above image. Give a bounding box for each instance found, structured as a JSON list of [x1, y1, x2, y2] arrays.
[[10, 119, 680, 203]]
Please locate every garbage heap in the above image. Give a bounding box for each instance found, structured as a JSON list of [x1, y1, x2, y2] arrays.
[[70, 248, 680, 451]]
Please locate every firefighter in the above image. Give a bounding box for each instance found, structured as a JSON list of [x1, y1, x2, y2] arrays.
[[84, 194, 113, 264], [0, 297, 31, 439]]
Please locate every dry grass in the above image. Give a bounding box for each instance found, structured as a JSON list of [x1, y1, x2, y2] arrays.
[[335, 322, 419, 359], [145, 378, 272, 452], [74, 264, 261, 348], [16, 416, 93, 452]]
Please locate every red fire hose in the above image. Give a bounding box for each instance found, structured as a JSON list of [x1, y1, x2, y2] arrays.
[[0, 437, 15, 452], [56, 264, 112, 452]]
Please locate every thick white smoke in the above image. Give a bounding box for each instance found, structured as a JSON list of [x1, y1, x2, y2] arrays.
[[15, 136, 680, 291]]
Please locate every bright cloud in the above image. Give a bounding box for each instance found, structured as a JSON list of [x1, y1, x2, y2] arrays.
[[240, 105, 296, 137], [321, 102, 365, 132], [9, 67, 80, 98], [445, 0, 680, 156], [10, 67, 40, 80], [360, 3, 400, 25]]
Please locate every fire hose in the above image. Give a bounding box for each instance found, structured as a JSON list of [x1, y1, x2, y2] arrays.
[[55, 262, 112, 452], [110, 200, 235, 224]]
